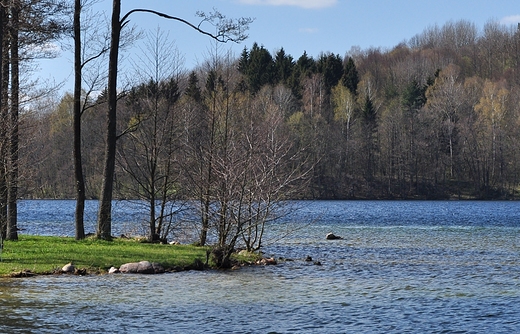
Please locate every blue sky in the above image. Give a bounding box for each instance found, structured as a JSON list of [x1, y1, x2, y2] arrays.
[[38, 0, 520, 94]]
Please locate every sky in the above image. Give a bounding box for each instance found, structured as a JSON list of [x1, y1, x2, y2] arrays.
[[36, 0, 520, 95]]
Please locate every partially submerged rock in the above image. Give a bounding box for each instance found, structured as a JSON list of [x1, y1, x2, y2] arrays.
[[256, 257, 277, 265], [119, 261, 165, 274], [326, 233, 343, 240], [304, 256, 321, 265]]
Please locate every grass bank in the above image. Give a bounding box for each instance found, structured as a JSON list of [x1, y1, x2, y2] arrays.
[[0, 235, 209, 277]]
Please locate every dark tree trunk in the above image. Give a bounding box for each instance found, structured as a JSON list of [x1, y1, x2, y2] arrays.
[[0, 4, 6, 240], [73, 0, 85, 240], [7, 2, 19, 241], [97, 0, 121, 240]]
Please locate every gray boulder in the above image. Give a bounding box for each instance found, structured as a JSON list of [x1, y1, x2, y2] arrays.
[[119, 261, 165, 274]]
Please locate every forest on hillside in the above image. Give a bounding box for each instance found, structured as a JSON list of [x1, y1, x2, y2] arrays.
[[19, 19, 520, 200]]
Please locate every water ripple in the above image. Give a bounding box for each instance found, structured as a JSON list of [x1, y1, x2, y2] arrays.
[[2, 200, 520, 333]]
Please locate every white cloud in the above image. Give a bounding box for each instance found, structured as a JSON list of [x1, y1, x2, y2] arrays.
[[500, 15, 520, 25], [239, 0, 337, 9]]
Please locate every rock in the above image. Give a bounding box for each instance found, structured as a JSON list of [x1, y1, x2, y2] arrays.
[[120, 261, 152, 274], [119, 261, 165, 274], [186, 258, 205, 271], [9, 270, 36, 278], [326, 233, 343, 240], [108, 266, 120, 274], [75, 268, 87, 276], [257, 257, 277, 265], [151, 262, 165, 274], [62, 262, 75, 273]]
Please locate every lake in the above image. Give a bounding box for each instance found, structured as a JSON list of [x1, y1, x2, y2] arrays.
[[1, 200, 519, 333]]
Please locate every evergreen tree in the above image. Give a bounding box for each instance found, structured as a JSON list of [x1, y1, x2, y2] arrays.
[[361, 94, 377, 182], [238, 47, 249, 74], [402, 79, 426, 110], [341, 57, 359, 95], [317, 53, 343, 93], [241, 42, 274, 94], [295, 51, 315, 75], [273, 48, 294, 85], [289, 51, 316, 99], [362, 94, 377, 125]]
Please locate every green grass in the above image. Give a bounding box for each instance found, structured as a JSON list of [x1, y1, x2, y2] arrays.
[[0, 235, 209, 276]]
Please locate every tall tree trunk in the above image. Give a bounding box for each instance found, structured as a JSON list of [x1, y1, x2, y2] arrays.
[[74, 0, 85, 240], [7, 1, 19, 241], [0, 4, 6, 240], [97, 0, 121, 240], [199, 102, 216, 247]]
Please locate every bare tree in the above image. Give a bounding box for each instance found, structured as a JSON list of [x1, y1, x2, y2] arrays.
[[117, 28, 185, 242], [474, 79, 510, 195], [239, 86, 312, 252], [182, 57, 312, 267], [332, 83, 356, 176], [425, 64, 465, 179], [96, 0, 253, 239]]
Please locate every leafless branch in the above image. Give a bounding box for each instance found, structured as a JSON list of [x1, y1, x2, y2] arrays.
[[121, 8, 253, 44]]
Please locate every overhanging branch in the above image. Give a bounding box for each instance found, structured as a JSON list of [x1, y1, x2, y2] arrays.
[[121, 8, 253, 43]]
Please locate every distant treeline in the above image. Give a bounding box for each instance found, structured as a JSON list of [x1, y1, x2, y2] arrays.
[[22, 19, 520, 200]]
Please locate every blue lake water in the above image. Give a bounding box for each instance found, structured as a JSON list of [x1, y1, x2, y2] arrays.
[[1, 200, 519, 333]]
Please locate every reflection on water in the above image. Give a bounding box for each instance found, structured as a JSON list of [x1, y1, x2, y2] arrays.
[[1, 200, 520, 333]]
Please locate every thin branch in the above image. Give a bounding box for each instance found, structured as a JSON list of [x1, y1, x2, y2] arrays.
[[81, 46, 110, 69], [121, 8, 253, 44]]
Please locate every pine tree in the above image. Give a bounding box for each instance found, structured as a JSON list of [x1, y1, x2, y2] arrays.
[[238, 47, 249, 74], [186, 72, 201, 98], [362, 95, 376, 125], [317, 53, 343, 93], [243, 43, 274, 94], [402, 80, 425, 110], [342, 57, 359, 95], [288, 51, 316, 99], [273, 48, 294, 85]]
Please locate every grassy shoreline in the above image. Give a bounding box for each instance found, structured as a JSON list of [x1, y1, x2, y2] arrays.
[[0, 235, 210, 277]]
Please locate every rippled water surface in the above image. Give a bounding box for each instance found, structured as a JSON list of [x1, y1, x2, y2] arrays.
[[1, 200, 520, 333]]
